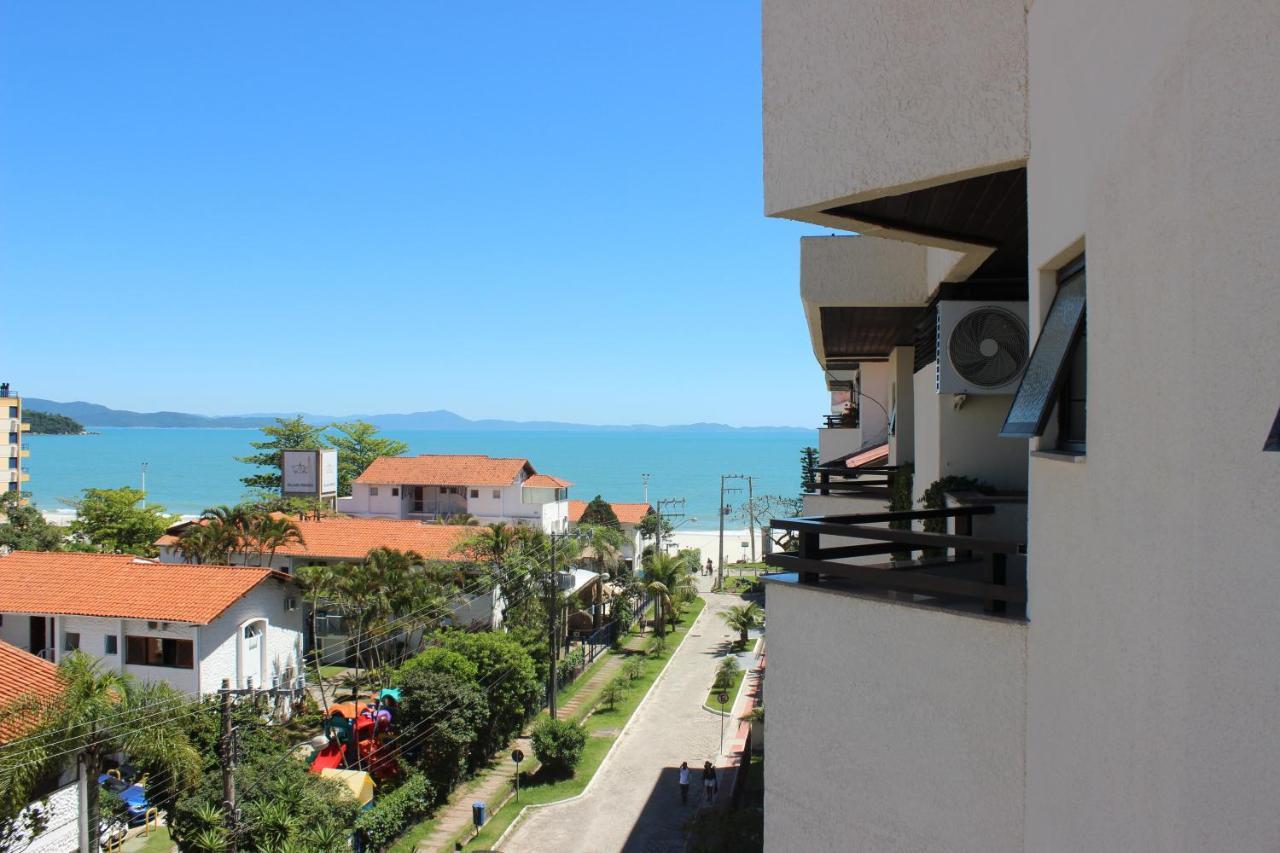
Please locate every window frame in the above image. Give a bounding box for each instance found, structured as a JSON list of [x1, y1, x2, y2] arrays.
[[104, 634, 118, 655], [125, 635, 195, 669], [64, 632, 80, 652], [470, 489, 480, 499], [369, 486, 379, 497]]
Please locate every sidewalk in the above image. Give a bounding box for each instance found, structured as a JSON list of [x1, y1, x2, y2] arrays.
[[414, 651, 625, 852]]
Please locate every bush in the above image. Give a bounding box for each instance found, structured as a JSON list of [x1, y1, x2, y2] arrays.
[[531, 717, 586, 777], [646, 634, 666, 656], [397, 668, 487, 790], [355, 773, 435, 851], [623, 657, 644, 683], [439, 631, 541, 762], [556, 648, 586, 686], [599, 678, 625, 711], [714, 657, 741, 690]]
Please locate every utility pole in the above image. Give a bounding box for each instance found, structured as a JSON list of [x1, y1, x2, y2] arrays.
[[655, 498, 686, 557], [219, 678, 237, 851], [641, 473, 650, 505], [140, 462, 148, 508], [717, 475, 747, 591], [547, 534, 560, 720], [747, 476, 756, 563]]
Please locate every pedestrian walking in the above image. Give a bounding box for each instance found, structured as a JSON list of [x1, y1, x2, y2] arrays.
[[705, 558, 713, 577], [702, 761, 716, 804], [679, 761, 690, 805]]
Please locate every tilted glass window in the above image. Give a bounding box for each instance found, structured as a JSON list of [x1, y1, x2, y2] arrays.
[[1001, 261, 1087, 439], [1266, 407, 1280, 452]]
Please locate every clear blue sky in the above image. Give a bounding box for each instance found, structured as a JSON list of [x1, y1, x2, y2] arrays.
[[0, 3, 829, 427]]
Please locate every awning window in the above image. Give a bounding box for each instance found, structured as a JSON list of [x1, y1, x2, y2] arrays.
[[1001, 268, 1087, 438]]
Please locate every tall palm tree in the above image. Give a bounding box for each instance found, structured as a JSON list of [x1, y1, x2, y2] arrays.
[[0, 654, 200, 852], [721, 602, 764, 645], [643, 553, 696, 636], [579, 523, 624, 575], [249, 515, 305, 567], [295, 562, 338, 708]]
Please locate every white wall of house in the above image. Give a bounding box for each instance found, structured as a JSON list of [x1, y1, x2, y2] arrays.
[[11, 780, 79, 853], [1019, 3, 1280, 850], [199, 580, 304, 692], [765, 579, 1027, 853]]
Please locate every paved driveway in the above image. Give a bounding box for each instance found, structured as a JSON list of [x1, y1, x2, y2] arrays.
[[503, 576, 740, 852]]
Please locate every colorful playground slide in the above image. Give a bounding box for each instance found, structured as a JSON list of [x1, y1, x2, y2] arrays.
[[309, 741, 345, 772]]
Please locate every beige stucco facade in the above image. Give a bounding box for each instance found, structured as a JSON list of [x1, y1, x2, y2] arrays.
[[764, 0, 1280, 850]]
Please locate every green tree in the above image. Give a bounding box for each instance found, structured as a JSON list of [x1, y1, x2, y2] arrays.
[[439, 631, 540, 762], [579, 523, 625, 576], [530, 717, 586, 777], [600, 677, 625, 711], [0, 654, 201, 853], [237, 416, 326, 491], [326, 421, 409, 497], [397, 668, 486, 789], [636, 510, 672, 542], [22, 411, 84, 435], [577, 495, 619, 527], [68, 487, 176, 556], [801, 446, 819, 492], [0, 492, 64, 551], [642, 553, 696, 637], [721, 602, 763, 646]]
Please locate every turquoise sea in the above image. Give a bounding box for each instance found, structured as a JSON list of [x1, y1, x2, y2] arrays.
[[23, 428, 809, 530]]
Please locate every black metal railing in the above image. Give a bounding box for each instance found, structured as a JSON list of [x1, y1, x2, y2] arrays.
[[766, 506, 1025, 618], [822, 412, 860, 429], [804, 464, 899, 500]]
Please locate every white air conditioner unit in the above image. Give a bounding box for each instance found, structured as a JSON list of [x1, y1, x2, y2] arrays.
[[937, 301, 1029, 395], [556, 571, 575, 591]]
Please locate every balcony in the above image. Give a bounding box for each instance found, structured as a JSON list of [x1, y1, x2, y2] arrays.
[[763, 0, 1027, 225], [766, 505, 1026, 619]]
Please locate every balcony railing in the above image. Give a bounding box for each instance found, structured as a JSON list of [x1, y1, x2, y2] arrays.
[[766, 506, 1026, 619], [804, 464, 899, 501], [822, 412, 859, 429]]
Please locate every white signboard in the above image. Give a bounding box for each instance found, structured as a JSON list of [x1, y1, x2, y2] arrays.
[[320, 449, 338, 496]]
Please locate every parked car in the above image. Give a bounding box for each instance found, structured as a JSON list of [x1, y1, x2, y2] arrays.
[[98, 773, 149, 825]]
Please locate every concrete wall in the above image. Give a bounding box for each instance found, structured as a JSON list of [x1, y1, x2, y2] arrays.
[[1021, 2, 1280, 850], [765, 579, 1026, 853], [818, 426, 863, 464], [763, 0, 1027, 222], [13, 780, 79, 853]]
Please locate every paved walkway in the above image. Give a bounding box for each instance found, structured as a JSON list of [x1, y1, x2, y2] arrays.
[[503, 576, 741, 853], [416, 651, 625, 851]]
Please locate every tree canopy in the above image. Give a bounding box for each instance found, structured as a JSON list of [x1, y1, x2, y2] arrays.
[[327, 421, 409, 497], [22, 411, 83, 435], [0, 492, 63, 551], [578, 495, 619, 526], [68, 486, 176, 556]]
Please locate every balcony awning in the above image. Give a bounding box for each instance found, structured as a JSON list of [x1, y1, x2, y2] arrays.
[[819, 307, 923, 367], [817, 441, 889, 472]]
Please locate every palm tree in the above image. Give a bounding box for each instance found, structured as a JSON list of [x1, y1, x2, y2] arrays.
[[249, 515, 305, 567], [295, 562, 338, 708], [0, 654, 200, 853], [579, 523, 624, 575], [642, 553, 695, 637], [721, 602, 764, 646], [437, 512, 478, 526]]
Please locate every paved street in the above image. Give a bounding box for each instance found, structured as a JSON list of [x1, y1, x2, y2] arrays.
[[503, 574, 742, 852]]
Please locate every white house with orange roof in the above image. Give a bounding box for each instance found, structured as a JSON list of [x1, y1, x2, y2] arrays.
[[567, 500, 652, 571], [0, 551, 304, 695], [338, 454, 571, 533], [155, 514, 504, 661]]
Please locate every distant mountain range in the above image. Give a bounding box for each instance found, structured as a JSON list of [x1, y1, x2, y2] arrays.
[[24, 399, 806, 432]]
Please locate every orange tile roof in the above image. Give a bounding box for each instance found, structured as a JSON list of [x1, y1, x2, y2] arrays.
[[0, 640, 60, 743], [523, 474, 572, 488], [355, 455, 533, 487], [567, 500, 652, 525], [0, 552, 286, 625], [158, 516, 478, 562]]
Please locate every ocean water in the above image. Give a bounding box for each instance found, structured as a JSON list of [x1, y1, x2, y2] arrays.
[[23, 428, 810, 529]]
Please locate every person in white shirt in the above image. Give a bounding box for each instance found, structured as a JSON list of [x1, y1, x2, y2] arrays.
[[679, 761, 690, 804]]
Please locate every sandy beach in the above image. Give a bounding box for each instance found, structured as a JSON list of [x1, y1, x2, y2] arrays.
[[666, 527, 765, 569]]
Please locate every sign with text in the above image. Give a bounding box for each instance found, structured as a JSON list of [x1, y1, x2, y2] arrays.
[[282, 449, 338, 496]]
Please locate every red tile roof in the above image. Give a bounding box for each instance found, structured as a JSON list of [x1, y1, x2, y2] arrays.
[[157, 516, 478, 562], [567, 500, 652, 526], [0, 552, 287, 625], [523, 474, 572, 489], [355, 455, 534, 487], [0, 640, 60, 743], [846, 442, 890, 469]]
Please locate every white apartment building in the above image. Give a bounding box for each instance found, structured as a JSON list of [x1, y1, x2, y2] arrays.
[[761, 2, 1280, 851], [338, 454, 571, 533], [0, 551, 305, 695]]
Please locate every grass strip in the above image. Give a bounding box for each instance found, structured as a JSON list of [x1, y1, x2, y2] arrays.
[[703, 667, 745, 712]]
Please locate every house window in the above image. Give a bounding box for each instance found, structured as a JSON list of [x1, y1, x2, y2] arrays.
[[391, 487, 399, 497], [244, 623, 263, 639], [64, 632, 80, 652], [125, 636, 194, 669], [369, 486, 379, 497], [1001, 255, 1087, 448], [492, 490, 501, 499], [470, 489, 479, 499], [104, 635, 118, 655]]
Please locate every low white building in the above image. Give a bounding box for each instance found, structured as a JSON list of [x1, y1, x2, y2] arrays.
[[0, 551, 305, 694], [338, 454, 571, 533], [567, 499, 651, 571]]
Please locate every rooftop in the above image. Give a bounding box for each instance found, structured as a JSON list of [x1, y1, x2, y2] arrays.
[[0, 551, 288, 625], [158, 515, 479, 562], [567, 500, 652, 526], [355, 454, 535, 487], [0, 640, 60, 743], [523, 474, 573, 489]]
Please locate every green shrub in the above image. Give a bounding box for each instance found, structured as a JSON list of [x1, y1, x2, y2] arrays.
[[355, 772, 435, 851], [599, 678, 625, 711], [646, 634, 666, 656], [623, 657, 644, 683], [531, 717, 587, 777], [714, 657, 741, 690]]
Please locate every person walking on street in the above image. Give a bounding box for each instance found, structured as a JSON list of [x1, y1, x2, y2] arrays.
[[702, 761, 716, 804], [705, 558, 713, 577], [679, 761, 690, 805]]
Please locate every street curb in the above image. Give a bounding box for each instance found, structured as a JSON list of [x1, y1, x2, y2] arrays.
[[492, 598, 712, 851]]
